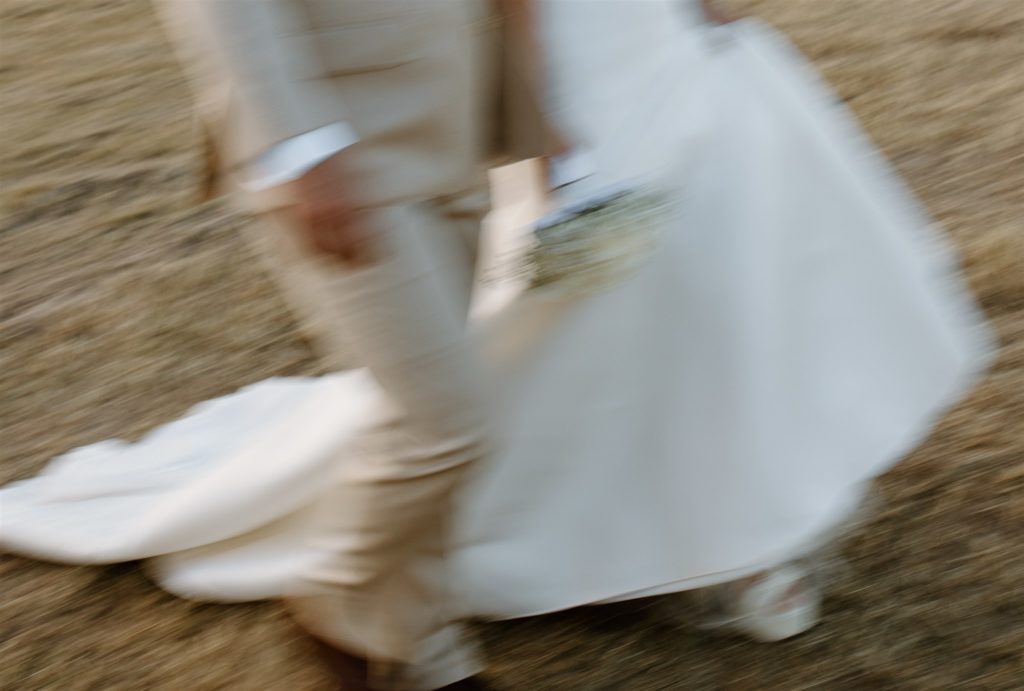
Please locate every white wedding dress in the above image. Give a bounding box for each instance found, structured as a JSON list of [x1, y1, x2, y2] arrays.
[[1, 4, 993, 620]]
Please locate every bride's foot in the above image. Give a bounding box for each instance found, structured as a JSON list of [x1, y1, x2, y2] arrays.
[[707, 563, 821, 642]]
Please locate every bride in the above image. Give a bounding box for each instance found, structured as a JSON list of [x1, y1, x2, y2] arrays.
[[2, 0, 992, 649]]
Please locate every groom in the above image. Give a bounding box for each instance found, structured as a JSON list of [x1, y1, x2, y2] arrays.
[[155, 1, 549, 689]]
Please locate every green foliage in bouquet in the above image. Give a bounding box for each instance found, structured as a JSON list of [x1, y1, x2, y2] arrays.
[[523, 187, 673, 297]]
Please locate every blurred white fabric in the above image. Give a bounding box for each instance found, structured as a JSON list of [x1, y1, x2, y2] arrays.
[[1, 12, 993, 620]]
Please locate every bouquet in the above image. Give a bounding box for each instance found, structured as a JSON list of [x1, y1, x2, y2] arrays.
[[520, 180, 673, 297]]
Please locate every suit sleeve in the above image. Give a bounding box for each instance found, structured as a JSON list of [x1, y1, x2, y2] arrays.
[[156, 0, 353, 168]]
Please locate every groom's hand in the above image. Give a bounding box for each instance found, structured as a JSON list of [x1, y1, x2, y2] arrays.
[[284, 153, 381, 267]]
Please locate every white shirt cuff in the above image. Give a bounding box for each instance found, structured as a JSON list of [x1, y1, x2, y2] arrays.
[[243, 122, 360, 190]]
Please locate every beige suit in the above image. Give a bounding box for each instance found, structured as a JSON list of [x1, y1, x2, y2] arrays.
[[158, 0, 545, 205], [156, 1, 547, 688]]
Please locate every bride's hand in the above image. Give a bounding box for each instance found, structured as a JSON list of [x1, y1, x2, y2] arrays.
[[699, 0, 739, 25]]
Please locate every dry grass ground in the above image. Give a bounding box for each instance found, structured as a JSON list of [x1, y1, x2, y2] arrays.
[[1, 1, 1022, 689]]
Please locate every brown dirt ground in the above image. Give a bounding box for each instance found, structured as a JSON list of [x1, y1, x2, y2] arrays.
[[1, 1, 1022, 689]]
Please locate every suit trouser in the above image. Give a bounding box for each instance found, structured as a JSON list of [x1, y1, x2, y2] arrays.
[[247, 189, 491, 690]]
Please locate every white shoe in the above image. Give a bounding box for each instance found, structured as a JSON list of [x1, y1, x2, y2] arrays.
[[726, 564, 821, 642], [691, 563, 822, 642]]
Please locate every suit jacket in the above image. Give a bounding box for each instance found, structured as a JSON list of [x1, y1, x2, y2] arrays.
[[156, 0, 548, 208]]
